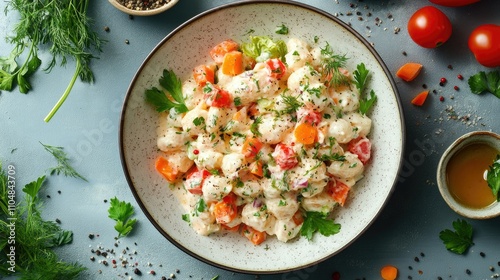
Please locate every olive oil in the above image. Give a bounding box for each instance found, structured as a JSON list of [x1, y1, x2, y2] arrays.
[[446, 143, 498, 209]]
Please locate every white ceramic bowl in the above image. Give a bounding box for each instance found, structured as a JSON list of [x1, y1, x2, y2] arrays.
[[437, 131, 500, 219], [119, 0, 404, 273], [108, 0, 179, 16]]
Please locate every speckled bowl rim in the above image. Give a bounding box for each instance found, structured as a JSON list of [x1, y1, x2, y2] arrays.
[[437, 131, 500, 219], [119, 0, 405, 274], [108, 0, 179, 16]]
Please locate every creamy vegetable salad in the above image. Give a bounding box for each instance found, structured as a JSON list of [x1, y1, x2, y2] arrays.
[[147, 35, 375, 244]]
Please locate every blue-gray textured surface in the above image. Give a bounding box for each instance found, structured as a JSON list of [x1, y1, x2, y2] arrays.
[[1, 0, 499, 279]]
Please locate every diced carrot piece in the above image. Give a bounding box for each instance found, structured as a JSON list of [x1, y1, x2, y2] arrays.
[[193, 64, 215, 86], [292, 210, 304, 226], [210, 39, 239, 64], [249, 160, 263, 177], [326, 180, 350, 206], [242, 137, 263, 161], [380, 265, 398, 280], [411, 90, 429, 106], [396, 62, 423, 82], [213, 193, 238, 224], [241, 224, 267, 245], [155, 156, 178, 183], [222, 51, 244, 76], [294, 122, 317, 145]]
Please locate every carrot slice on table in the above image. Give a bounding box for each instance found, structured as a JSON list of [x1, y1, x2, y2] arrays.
[[396, 62, 423, 82], [221, 51, 244, 76], [411, 90, 429, 106], [380, 265, 398, 280], [294, 122, 317, 145]]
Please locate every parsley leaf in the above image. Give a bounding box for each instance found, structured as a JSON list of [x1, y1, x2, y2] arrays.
[[359, 89, 377, 115], [353, 62, 369, 93], [41, 142, 87, 181], [300, 211, 341, 241], [108, 197, 137, 238], [439, 219, 474, 254], [487, 155, 500, 201], [353, 63, 377, 115], [145, 69, 188, 113], [468, 70, 500, 98]]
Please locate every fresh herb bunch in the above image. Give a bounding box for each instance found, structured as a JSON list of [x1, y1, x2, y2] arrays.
[[0, 165, 86, 278], [487, 155, 500, 201], [439, 219, 474, 254], [0, 0, 104, 122]]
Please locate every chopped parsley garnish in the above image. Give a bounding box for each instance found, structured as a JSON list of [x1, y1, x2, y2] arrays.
[[193, 116, 205, 127], [275, 24, 289, 35], [439, 219, 474, 254], [250, 116, 263, 136], [194, 198, 207, 215], [487, 155, 500, 201], [468, 70, 500, 98], [300, 211, 341, 241], [145, 69, 188, 113], [234, 96, 242, 106]]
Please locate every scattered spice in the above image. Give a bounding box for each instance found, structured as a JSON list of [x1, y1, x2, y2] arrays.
[[454, 85, 459, 91], [457, 74, 464, 80]]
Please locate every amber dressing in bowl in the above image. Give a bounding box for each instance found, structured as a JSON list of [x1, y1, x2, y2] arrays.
[[446, 143, 498, 209]]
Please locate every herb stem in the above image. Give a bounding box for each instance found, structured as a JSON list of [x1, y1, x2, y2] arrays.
[[44, 58, 81, 122]]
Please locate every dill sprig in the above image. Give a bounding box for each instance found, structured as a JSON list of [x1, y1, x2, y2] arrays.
[[280, 94, 303, 115], [0, 169, 86, 278], [320, 42, 350, 88], [40, 142, 87, 181], [0, 0, 104, 122]]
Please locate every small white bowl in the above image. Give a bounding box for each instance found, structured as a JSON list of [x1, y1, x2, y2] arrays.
[[437, 131, 500, 219], [108, 0, 179, 16]]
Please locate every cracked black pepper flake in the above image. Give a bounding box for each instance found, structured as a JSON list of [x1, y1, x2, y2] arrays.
[[466, 269, 471, 275], [88, 233, 95, 239], [480, 252, 486, 257], [414, 256, 420, 262]]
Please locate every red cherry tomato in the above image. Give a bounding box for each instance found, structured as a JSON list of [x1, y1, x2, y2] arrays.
[[468, 24, 500, 68], [347, 136, 372, 165], [265, 58, 287, 79], [407, 6, 452, 48], [273, 144, 298, 170], [207, 86, 233, 108], [429, 0, 480, 7], [184, 167, 211, 195]]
